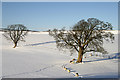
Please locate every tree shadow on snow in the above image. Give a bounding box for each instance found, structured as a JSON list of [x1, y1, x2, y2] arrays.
[[25, 41, 56, 46], [83, 53, 120, 63]]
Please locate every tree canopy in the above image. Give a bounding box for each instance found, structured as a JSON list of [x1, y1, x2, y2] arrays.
[[3, 24, 28, 48], [49, 18, 114, 63]]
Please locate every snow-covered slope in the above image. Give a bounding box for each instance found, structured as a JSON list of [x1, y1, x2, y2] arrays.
[[1, 30, 119, 78], [0, 32, 2, 79]]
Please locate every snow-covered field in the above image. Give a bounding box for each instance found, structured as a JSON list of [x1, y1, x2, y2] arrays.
[[1, 30, 119, 78], [0, 32, 2, 79]]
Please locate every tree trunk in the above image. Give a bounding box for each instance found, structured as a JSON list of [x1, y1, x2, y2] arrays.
[[76, 47, 83, 63], [13, 43, 17, 48]]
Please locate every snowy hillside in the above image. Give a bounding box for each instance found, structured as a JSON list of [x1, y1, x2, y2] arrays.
[[1, 30, 119, 78]]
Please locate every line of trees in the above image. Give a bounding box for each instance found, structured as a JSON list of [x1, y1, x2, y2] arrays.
[[3, 18, 115, 63]]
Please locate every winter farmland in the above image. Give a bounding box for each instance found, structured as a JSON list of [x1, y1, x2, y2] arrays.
[[1, 30, 119, 78]]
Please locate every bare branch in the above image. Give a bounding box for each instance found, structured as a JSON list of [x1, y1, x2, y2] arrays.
[[3, 24, 28, 48]]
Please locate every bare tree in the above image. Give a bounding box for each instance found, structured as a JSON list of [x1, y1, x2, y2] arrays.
[[3, 24, 28, 48], [49, 18, 114, 63]]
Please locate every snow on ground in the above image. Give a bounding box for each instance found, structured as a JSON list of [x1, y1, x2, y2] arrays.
[[0, 32, 2, 79], [1, 31, 119, 78]]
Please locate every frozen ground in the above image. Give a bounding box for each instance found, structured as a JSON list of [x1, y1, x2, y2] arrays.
[[1, 30, 119, 78]]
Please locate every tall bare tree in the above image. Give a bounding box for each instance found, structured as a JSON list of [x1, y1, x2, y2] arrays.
[[3, 24, 28, 48], [49, 18, 114, 63]]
